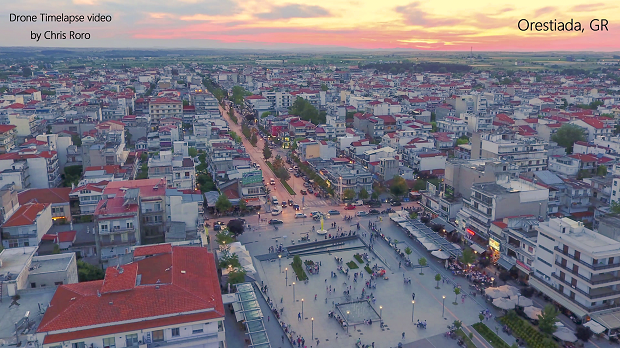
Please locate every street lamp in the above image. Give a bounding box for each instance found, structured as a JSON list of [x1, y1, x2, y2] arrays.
[[412, 300, 415, 322], [311, 318, 314, 340], [278, 254, 282, 272], [293, 282, 296, 301], [346, 311, 350, 333], [301, 299, 304, 318], [442, 296, 446, 318], [285, 268, 288, 286], [379, 305, 383, 325]]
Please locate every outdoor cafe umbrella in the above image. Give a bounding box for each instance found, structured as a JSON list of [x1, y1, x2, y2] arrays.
[[553, 327, 578, 342], [431, 250, 450, 260], [583, 320, 606, 334], [498, 285, 520, 297], [485, 287, 510, 299], [492, 297, 516, 310], [510, 295, 533, 307], [523, 306, 542, 320]]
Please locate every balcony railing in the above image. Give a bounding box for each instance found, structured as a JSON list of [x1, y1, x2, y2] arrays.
[[555, 261, 620, 286], [100, 226, 135, 235], [99, 236, 137, 246], [554, 246, 620, 271], [551, 273, 620, 300]]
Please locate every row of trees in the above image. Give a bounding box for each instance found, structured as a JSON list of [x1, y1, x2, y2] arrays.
[[230, 86, 252, 107], [289, 97, 326, 125], [271, 155, 290, 181], [241, 123, 257, 146]]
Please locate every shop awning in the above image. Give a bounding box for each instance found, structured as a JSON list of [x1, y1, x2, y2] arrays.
[[529, 277, 588, 319], [497, 257, 515, 271], [470, 244, 486, 254], [591, 310, 620, 330], [431, 217, 456, 233], [583, 320, 607, 334]]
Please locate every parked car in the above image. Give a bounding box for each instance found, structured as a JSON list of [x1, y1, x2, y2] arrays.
[[300, 190, 307, 195], [294, 172, 301, 177], [352, 200, 364, 206], [307, 188, 314, 194], [391, 201, 402, 206], [368, 201, 382, 208], [356, 211, 368, 217], [295, 213, 307, 218], [281, 202, 288, 208], [344, 204, 356, 210], [368, 209, 380, 215], [268, 219, 284, 225], [293, 166, 299, 170], [328, 210, 340, 215]]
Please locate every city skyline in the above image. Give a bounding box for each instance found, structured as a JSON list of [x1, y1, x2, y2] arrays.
[[1, 0, 619, 51]]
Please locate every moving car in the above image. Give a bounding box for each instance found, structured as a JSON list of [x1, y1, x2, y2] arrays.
[[300, 190, 307, 195], [307, 188, 314, 194], [356, 211, 368, 217], [293, 204, 300, 211], [268, 219, 284, 225], [295, 213, 307, 218], [368, 209, 380, 215], [294, 172, 301, 177], [390, 201, 402, 206], [344, 204, 356, 210], [270, 178, 276, 185], [288, 199, 294, 206], [272, 196, 278, 204], [271, 208, 282, 216], [281, 202, 288, 208], [327, 210, 340, 215], [310, 211, 320, 217]]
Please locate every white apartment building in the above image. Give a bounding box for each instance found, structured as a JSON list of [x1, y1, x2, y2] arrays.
[[460, 112, 494, 134], [471, 131, 548, 173], [34, 244, 226, 348], [149, 98, 183, 123], [531, 218, 620, 323], [148, 151, 196, 190], [437, 116, 468, 138]]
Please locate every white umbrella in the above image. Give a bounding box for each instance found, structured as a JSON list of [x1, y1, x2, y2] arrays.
[[492, 297, 516, 310], [485, 288, 509, 299], [523, 306, 542, 320], [510, 295, 533, 307], [431, 250, 450, 260], [553, 327, 577, 342], [583, 320, 606, 334], [498, 285, 520, 297]]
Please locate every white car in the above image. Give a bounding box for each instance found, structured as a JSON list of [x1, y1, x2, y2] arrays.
[[352, 200, 364, 206], [271, 209, 282, 216], [295, 213, 307, 218], [356, 211, 368, 217], [270, 178, 276, 185]]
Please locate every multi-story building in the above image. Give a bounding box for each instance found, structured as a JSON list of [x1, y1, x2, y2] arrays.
[[34, 244, 226, 348], [437, 116, 468, 138], [149, 98, 183, 124], [460, 112, 494, 134], [489, 216, 539, 280], [148, 151, 196, 190], [18, 188, 72, 223], [1, 202, 52, 249], [69, 181, 107, 216], [0, 183, 19, 223], [191, 91, 220, 115], [471, 130, 548, 173], [310, 161, 373, 201], [0, 125, 17, 153], [94, 179, 167, 264], [0, 150, 61, 188], [531, 218, 620, 322]]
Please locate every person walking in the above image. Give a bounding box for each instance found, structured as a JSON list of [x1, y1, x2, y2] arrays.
[[402, 332, 405, 339]]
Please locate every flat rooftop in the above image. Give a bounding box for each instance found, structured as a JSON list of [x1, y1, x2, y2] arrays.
[[29, 254, 74, 275], [0, 247, 38, 280], [0, 289, 56, 342]]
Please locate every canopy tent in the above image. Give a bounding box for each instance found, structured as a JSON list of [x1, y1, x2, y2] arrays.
[[406, 227, 425, 238], [523, 306, 542, 320], [416, 237, 431, 244], [553, 327, 578, 342], [497, 285, 520, 297], [583, 320, 606, 334], [470, 244, 486, 253], [396, 219, 462, 257], [492, 297, 516, 310], [431, 250, 450, 260], [423, 242, 439, 251], [510, 295, 533, 307], [485, 287, 510, 299]]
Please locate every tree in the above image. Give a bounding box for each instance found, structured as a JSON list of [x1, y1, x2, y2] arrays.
[[453, 319, 462, 329], [390, 176, 409, 198], [611, 201, 620, 214], [459, 247, 476, 266], [321, 83, 328, 91], [358, 188, 369, 200], [227, 267, 247, 286], [239, 199, 247, 212], [218, 251, 241, 268], [251, 133, 258, 146], [575, 325, 594, 342], [343, 189, 356, 201], [409, 212, 418, 219], [71, 134, 82, 147], [215, 194, 232, 213], [597, 165, 608, 176], [538, 304, 560, 334], [577, 169, 592, 180], [453, 287, 461, 305], [263, 142, 272, 160], [551, 124, 586, 154], [216, 231, 234, 245], [188, 147, 198, 158], [261, 111, 271, 118], [456, 136, 469, 145], [371, 191, 379, 200], [435, 273, 441, 289], [418, 257, 427, 275], [77, 260, 105, 282], [227, 219, 245, 237], [53, 244, 61, 254], [479, 313, 484, 322], [405, 247, 412, 255], [412, 180, 426, 191]]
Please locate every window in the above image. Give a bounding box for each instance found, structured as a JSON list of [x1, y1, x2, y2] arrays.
[[103, 337, 116, 348], [152, 330, 164, 342], [172, 328, 180, 337], [54, 281, 63, 286], [72, 342, 85, 348], [192, 324, 204, 334], [126, 334, 138, 347]]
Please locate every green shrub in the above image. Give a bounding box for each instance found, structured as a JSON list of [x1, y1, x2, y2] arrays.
[[291, 256, 308, 281], [473, 322, 511, 348], [499, 312, 558, 348], [346, 261, 359, 269], [364, 265, 373, 274], [354, 254, 364, 263]]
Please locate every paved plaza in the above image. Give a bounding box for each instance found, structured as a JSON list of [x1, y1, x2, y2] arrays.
[[237, 216, 486, 348]]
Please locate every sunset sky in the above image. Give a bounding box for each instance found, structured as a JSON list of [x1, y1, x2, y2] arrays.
[[2, 0, 619, 50]]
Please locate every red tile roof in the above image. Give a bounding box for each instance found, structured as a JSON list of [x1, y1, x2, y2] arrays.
[[57, 230, 77, 243], [18, 188, 71, 205], [0, 125, 16, 133], [2, 202, 49, 227], [37, 245, 224, 337], [133, 243, 173, 257]]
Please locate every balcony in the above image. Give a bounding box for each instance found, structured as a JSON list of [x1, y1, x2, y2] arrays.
[[554, 246, 620, 271], [99, 236, 137, 246], [554, 260, 620, 286], [551, 273, 620, 300], [100, 226, 136, 235], [142, 208, 164, 214], [143, 331, 220, 348]]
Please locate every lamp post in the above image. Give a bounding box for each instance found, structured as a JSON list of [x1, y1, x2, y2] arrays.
[[412, 300, 415, 322], [346, 311, 350, 333], [311, 318, 314, 340], [285, 268, 288, 286], [301, 299, 304, 319], [442, 296, 446, 318], [379, 305, 383, 324], [279, 255, 282, 273], [293, 282, 296, 301]]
